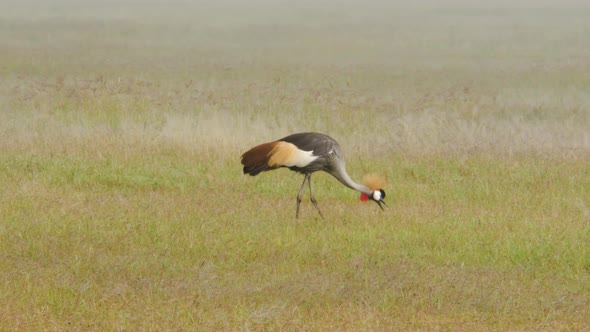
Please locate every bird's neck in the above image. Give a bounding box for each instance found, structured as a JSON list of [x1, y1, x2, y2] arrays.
[[330, 162, 372, 195]]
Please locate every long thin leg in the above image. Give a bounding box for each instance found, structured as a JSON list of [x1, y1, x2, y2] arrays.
[[296, 174, 310, 219], [308, 174, 325, 220]]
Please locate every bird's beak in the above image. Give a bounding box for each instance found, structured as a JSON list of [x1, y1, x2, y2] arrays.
[[376, 199, 386, 210]]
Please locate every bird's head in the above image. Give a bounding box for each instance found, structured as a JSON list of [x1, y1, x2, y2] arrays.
[[360, 189, 387, 209], [360, 174, 387, 210]]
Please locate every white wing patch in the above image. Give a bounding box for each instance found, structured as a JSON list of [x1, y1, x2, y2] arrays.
[[287, 147, 318, 167], [268, 141, 318, 167]]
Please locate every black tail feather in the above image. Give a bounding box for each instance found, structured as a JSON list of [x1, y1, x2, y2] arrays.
[[243, 164, 272, 176]]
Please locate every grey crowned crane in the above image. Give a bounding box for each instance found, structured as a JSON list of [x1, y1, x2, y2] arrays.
[[241, 132, 386, 219]]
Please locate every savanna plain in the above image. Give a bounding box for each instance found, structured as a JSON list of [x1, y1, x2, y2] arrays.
[[1, 0, 589, 330]]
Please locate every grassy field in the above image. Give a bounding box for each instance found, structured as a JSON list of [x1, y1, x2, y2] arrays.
[[1, 0, 589, 330]]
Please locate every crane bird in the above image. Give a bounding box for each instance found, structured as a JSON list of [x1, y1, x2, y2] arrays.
[[240, 132, 386, 219]]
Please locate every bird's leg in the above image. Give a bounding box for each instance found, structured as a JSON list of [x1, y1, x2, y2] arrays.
[[308, 175, 325, 220], [296, 174, 309, 219]]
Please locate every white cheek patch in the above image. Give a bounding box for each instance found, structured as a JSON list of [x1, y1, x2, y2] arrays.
[[372, 190, 382, 201]]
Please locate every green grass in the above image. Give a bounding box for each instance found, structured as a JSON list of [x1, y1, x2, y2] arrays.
[[1, 0, 589, 330], [1, 150, 588, 330]]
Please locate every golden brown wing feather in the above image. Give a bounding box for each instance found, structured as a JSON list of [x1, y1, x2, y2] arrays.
[[241, 140, 306, 176], [241, 141, 278, 176]]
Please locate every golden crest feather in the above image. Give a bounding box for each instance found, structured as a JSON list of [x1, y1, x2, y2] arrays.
[[362, 173, 386, 191]]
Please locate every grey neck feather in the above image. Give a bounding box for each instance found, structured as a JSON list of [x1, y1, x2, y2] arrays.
[[328, 160, 372, 195]]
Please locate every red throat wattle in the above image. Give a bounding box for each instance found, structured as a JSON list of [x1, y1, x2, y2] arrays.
[[360, 193, 369, 202]]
